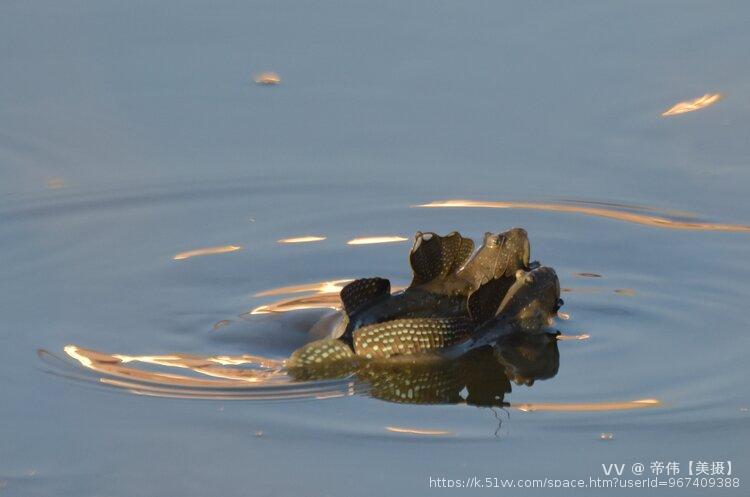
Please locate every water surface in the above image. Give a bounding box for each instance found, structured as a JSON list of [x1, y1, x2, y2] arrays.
[[1, 1, 749, 496]]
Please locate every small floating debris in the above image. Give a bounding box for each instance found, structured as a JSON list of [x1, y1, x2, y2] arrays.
[[386, 426, 451, 436], [614, 288, 636, 296], [347, 236, 409, 245], [254, 72, 281, 85], [662, 93, 722, 116], [557, 312, 570, 320], [574, 272, 601, 278], [254, 430, 264, 437], [278, 236, 326, 244], [740, 407, 748, 413], [173, 245, 242, 261], [599, 432, 615, 441]]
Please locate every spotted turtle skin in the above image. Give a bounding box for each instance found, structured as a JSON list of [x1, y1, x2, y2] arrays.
[[287, 265, 562, 369], [353, 317, 474, 359]]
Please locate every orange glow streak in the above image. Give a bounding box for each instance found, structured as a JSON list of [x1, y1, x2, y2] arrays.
[[417, 200, 750, 232], [248, 281, 406, 315], [347, 236, 409, 245], [64, 345, 93, 368], [173, 245, 242, 260], [556, 334, 591, 341], [277, 236, 327, 244], [64, 345, 287, 387], [662, 93, 722, 116], [109, 352, 284, 369], [386, 426, 452, 436], [513, 398, 660, 412], [254, 279, 353, 297], [246, 293, 343, 315], [254, 72, 281, 85]]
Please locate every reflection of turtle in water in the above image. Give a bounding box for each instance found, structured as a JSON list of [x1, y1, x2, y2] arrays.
[[286, 229, 563, 392], [291, 332, 560, 407]]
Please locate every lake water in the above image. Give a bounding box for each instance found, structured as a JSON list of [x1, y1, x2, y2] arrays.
[[2, 1, 749, 496]]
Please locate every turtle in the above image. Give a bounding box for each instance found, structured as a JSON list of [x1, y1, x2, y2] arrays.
[[287, 264, 563, 370], [309, 228, 533, 343]]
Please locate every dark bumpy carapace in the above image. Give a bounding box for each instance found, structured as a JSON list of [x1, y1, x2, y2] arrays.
[[287, 229, 563, 373]]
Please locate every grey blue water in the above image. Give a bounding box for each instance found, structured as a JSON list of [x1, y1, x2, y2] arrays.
[[2, 1, 749, 496]]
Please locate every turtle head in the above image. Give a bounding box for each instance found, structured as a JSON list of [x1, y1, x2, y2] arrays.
[[459, 228, 530, 290], [495, 266, 561, 331]]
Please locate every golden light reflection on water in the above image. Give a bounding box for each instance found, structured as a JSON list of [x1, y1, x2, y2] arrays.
[[278, 236, 327, 244], [662, 93, 722, 116], [514, 399, 660, 412], [386, 426, 452, 436], [65, 345, 285, 381], [52, 345, 663, 411], [245, 293, 343, 315], [254, 279, 353, 297], [55, 345, 354, 400], [247, 279, 405, 315], [173, 245, 242, 260], [417, 200, 750, 232], [556, 334, 591, 341], [254, 72, 281, 85], [347, 236, 409, 245], [248, 279, 351, 314]]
